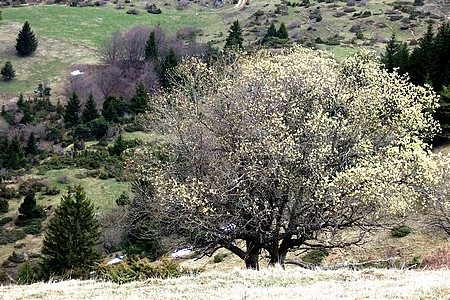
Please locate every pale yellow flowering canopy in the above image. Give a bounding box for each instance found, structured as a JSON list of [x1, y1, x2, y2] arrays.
[[129, 46, 447, 268]]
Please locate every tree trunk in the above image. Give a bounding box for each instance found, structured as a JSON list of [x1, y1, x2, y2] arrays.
[[267, 242, 280, 266], [244, 239, 260, 270]]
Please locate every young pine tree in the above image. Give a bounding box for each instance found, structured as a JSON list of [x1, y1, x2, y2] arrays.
[[64, 92, 82, 126], [81, 93, 99, 123], [18, 192, 44, 220], [161, 48, 178, 88], [144, 31, 158, 62], [277, 23, 289, 40], [41, 185, 100, 278], [15, 21, 38, 56], [7, 136, 26, 170], [263, 22, 277, 44], [130, 82, 149, 114], [110, 134, 127, 156], [224, 20, 244, 51], [409, 24, 435, 86], [1, 61, 16, 80], [26, 132, 38, 156]]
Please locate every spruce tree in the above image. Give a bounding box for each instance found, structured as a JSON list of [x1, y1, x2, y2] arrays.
[[0, 136, 9, 168], [102, 95, 127, 123], [26, 132, 38, 156], [432, 22, 450, 91], [64, 92, 81, 126], [17, 93, 27, 112], [130, 82, 149, 114], [224, 20, 244, 51], [15, 21, 38, 57], [382, 33, 401, 72], [41, 185, 100, 278], [277, 23, 289, 40], [409, 24, 435, 86], [81, 93, 99, 123], [1, 61, 16, 80], [161, 48, 178, 88], [144, 31, 158, 62], [263, 22, 277, 44], [110, 134, 127, 156], [7, 136, 26, 170], [395, 42, 410, 75], [18, 192, 44, 220]]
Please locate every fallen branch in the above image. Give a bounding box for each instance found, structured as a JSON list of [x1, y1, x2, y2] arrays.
[[321, 257, 402, 270], [284, 257, 402, 270]]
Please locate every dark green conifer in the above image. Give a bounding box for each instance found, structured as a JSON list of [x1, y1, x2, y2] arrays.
[[432, 22, 450, 91], [224, 20, 244, 50], [64, 92, 82, 126], [409, 24, 435, 85], [102, 95, 127, 123], [263, 22, 277, 43], [7, 136, 26, 170], [130, 82, 149, 114], [110, 134, 127, 156], [144, 31, 158, 62], [26, 132, 38, 156], [382, 33, 401, 72], [277, 23, 289, 40], [1, 61, 16, 80], [18, 192, 44, 220], [15, 21, 38, 56], [41, 185, 100, 278], [161, 48, 178, 88], [81, 93, 99, 123], [17, 93, 27, 112]]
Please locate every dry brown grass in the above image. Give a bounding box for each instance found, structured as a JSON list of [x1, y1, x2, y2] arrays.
[[0, 268, 449, 299]]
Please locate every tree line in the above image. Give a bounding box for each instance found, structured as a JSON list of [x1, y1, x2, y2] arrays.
[[382, 22, 450, 143]]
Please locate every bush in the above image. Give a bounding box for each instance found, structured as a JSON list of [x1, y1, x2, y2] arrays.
[[0, 229, 26, 245], [17, 262, 41, 284], [0, 217, 13, 226], [213, 253, 226, 263], [0, 186, 18, 199], [391, 225, 411, 237], [421, 247, 450, 269], [96, 257, 187, 284], [302, 249, 329, 266], [23, 219, 43, 235], [0, 198, 8, 213]]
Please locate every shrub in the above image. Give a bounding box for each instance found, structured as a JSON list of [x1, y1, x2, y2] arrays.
[[96, 257, 187, 283], [23, 219, 43, 235], [391, 225, 411, 237], [0, 229, 26, 245], [57, 175, 70, 184], [421, 247, 450, 269], [0, 217, 13, 226], [17, 262, 41, 284], [213, 253, 226, 263], [0, 186, 18, 199], [8, 251, 25, 263], [302, 249, 329, 266], [0, 198, 8, 213]]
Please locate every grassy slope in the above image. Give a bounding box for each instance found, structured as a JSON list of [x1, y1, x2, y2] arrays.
[[0, 268, 449, 299], [0, 0, 447, 100]]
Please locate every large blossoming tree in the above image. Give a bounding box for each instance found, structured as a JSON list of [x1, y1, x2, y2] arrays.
[[128, 47, 448, 269]]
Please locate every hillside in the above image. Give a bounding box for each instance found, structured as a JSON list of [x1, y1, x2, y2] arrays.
[[1, 0, 450, 100], [0, 0, 449, 293], [0, 268, 449, 299]]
